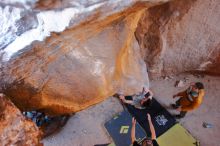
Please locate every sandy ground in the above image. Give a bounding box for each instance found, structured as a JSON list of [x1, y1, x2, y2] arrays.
[[43, 74, 220, 146]]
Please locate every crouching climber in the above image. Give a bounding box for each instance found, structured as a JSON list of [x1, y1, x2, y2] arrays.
[[119, 87, 153, 109], [172, 82, 205, 119]]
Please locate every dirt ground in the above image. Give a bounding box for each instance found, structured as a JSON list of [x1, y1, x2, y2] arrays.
[[43, 74, 220, 146]]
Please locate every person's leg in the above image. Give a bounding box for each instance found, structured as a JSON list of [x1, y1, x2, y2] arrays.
[[176, 91, 188, 97], [171, 99, 181, 109], [180, 111, 187, 117], [176, 111, 187, 119], [176, 99, 181, 106]]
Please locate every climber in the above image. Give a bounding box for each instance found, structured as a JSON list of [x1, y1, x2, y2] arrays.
[[171, 82, 205, 119], [119, 87, 153, 109], [131, 114, 159, 146]]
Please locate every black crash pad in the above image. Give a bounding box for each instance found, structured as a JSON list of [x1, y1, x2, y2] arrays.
[[105, 110, 146, 146], [125, 96, 176, 137]]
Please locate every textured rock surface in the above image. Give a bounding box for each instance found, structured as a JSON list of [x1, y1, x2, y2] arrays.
[[135, 0, 220, 78], [0, 0, 220, 115], [0, 94, 41, 145], [0, 1, 156, 114]]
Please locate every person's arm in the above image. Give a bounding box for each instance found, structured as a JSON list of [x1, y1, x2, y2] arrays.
[[142, 87, 153, 99], [148, 89, 153, 99], [147, 114, 156, 140], [142, 87, 149, 95], [119, 95, 133, 104], [173, 91, 187, 98], [123, 99, 133, 104], [141, 87, 145, 94], [131, 117, 136, 143]]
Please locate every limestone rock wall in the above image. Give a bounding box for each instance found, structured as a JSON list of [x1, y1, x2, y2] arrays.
[[135, 0, 220, 78], [0, 94, 41, 146]]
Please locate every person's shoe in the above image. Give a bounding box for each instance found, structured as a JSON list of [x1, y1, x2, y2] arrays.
[[171, 104, 178, 109], [175, 115, 183, 119]]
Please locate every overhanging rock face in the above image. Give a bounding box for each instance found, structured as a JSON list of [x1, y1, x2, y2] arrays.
[[0, 0, 219, 115], [0, 1, 161, 114]]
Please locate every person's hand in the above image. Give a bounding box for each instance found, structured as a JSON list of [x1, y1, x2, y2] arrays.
[[147, 114, 151, 121], [119, 95, 125, 100], [143, 87, 146, 91], [143, 87, 149, 92], [132, 117, 136, 125], [177, 107, 182, 111]]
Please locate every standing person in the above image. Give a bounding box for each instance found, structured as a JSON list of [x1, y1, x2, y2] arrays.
[[172, 82, 205, 119], [131, 114, 159, 146], [119, 87, 153, 109]]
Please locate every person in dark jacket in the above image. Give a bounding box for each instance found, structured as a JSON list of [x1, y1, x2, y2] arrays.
[[131, 114, 159, 146]]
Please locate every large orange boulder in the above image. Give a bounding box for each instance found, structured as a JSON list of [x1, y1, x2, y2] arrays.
[[0, 0, 219, 115], [0, 1, 153, 114]]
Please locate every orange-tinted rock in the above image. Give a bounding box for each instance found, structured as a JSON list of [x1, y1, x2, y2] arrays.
[[1, 3, 151, 115], [0, 94, 41, 145], [1, 0, 219, 115], [136, 0, 220, 78]]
